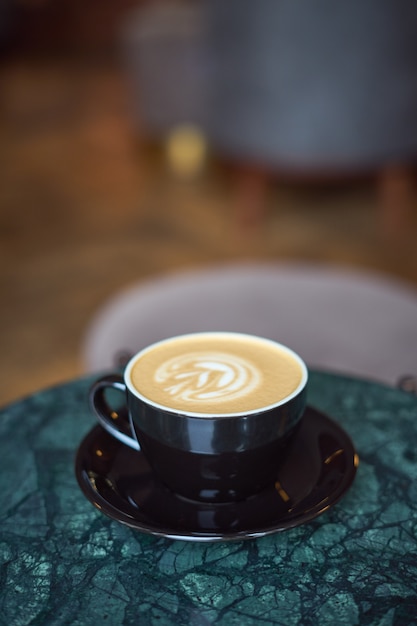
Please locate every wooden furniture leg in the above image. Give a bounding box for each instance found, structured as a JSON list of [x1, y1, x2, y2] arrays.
[[377, 164, 416, 239], [233, 165, 270, 231]]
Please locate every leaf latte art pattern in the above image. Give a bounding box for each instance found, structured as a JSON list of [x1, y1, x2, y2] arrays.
[[154, 352, 261, 403]]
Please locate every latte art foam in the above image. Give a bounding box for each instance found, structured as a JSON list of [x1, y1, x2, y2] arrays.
[[154, 352, 261, 403], [127, 333, 306, 415]]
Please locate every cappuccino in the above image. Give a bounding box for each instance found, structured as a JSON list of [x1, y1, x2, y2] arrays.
[[126, 332, 306, 416], [91, 332, 308, 501]]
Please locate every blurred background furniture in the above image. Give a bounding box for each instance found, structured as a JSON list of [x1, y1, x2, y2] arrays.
[[122, 0, 417, 232], [206, 0, 417, 166], [82, 262, 417, 387], [206, 0, 417, 233]]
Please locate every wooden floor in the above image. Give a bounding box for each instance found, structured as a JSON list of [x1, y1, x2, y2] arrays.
[[1, 53, 417, 407]]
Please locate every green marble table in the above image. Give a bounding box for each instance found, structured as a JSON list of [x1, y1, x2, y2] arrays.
[[1, 371, 416, 625]]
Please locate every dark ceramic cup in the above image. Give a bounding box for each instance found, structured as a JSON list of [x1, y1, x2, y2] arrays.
[[89, 332, 308, 503]]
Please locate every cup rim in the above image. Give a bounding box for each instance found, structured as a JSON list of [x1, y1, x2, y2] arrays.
[[124, 331, 308, 418]]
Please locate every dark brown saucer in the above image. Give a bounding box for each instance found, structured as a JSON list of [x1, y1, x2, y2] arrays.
[[75, 407, 358, 542]]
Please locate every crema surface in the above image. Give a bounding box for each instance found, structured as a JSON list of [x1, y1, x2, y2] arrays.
[[128, 334, 304, 414]]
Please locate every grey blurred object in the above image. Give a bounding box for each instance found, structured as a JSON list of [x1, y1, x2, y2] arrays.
[[120, 0, 417, 233], [120, 0, 209, 137], [206, 0, 417, 169], [82, 263, 417, 387], [121, 0, 417, 166]]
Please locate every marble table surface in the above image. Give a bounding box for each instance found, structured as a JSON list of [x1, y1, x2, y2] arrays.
[[0, 370, 416, 625]]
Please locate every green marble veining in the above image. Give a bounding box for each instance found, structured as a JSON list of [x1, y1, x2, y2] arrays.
[[0, 371, 417, 625]]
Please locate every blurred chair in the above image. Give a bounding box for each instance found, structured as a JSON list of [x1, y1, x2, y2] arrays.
[[121, 0, 417, 233], [82, 263, 417, 386], [204, 0, 417, 233]]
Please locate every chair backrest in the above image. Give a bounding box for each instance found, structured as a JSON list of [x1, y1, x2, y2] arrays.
[[82, 262, 417, 386]]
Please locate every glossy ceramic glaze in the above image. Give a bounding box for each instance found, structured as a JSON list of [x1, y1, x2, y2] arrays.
[[90, 346, 307, 502], [76, 406, 358, 541]]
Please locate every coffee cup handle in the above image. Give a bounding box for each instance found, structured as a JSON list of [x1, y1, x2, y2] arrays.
[[89, 374, 140, 451]]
